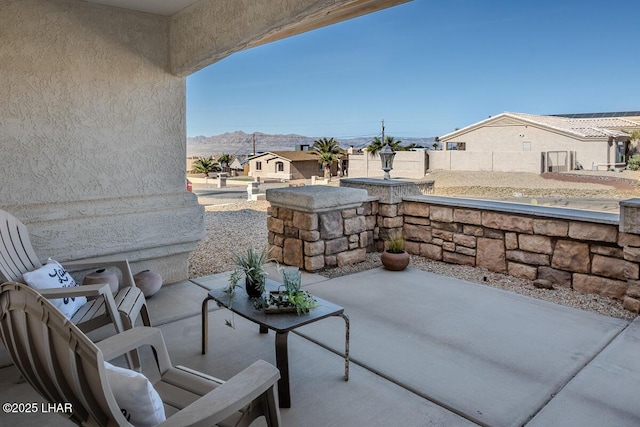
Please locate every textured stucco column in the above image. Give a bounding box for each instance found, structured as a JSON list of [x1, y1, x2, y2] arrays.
[[1, 0, 203, 284], [266, 186, 375, 271]]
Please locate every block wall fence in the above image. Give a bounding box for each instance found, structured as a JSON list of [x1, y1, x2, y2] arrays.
[[266, 179, 640, 314]]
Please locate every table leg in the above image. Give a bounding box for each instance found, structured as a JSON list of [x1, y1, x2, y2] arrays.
[[201, 295, 214, 354], [341, 313, 350, 381], [275, 331, 291, 408]]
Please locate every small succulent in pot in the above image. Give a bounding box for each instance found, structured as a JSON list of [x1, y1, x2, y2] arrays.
[[230, 246, 272, 297]]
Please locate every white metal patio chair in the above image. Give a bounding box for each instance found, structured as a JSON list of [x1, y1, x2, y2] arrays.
[[0, 282, 281, 426]]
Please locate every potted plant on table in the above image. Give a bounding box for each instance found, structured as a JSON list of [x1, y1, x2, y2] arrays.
[[230, 246, 271, 297], [254, 267, 318, 315], [380, 233, 410, 271]]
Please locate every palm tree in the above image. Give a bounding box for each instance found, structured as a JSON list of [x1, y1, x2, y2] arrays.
[[312, 137, 341, 180], [190, 156, 220, 175], [217, 153, 234, 172], [365, 136, 405, 156], [627, 130, 640, 155]]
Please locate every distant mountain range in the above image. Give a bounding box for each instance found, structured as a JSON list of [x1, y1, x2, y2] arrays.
[[187, 131, 437, 157]]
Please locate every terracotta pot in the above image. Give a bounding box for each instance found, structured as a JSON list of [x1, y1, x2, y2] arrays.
[[133, 270, 163, 297], [381, 251, 410, 271], [245, 277, 264, 297], [83, 268, 119, 293]]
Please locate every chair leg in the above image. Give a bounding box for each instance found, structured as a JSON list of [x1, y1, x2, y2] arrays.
[[263, 387, 281, 427], [140, 303, 152, 327], [120, 314, 141, 371]]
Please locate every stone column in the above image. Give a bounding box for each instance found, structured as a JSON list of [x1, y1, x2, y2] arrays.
[[266, 186, 375, 272], [619, 199, 640, 313], [340, 178, 434, 250]]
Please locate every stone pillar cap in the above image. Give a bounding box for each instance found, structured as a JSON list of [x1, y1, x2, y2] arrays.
[[266, 185, 370, 212]]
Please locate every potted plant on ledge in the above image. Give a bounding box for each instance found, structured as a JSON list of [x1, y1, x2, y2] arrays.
[[381, 233, 410, 271]]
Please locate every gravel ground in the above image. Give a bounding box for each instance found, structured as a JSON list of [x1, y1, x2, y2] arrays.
[[188, 171, 639, 320], [428, 170, 640, 200]]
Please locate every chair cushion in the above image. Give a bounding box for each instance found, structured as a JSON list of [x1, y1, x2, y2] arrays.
[[22, 259, 87, 319], [104, 361, 166, 427]]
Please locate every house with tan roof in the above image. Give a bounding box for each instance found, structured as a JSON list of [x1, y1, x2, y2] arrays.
[[432, 112, 640, 173], [247, 150, 340, 181]]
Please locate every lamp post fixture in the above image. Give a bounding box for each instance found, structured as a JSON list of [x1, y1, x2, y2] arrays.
[[379, 140, 396, 180]]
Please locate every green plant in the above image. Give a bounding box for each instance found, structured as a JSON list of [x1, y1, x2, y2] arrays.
[[254, 287, 318, 316], [312, 137, 342, 180], [190, 156, 220, 174], [217, 153, 234, 170], [231, 246, 271, 289], [366, 136, 406, 156], [222, 268, 242, 328], [628, 154, 640, 171], [385, 234, 405, 254], [223, 246, 272, 328]]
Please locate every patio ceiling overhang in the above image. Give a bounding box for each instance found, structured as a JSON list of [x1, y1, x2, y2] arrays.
[[169, 0, 412, 76]]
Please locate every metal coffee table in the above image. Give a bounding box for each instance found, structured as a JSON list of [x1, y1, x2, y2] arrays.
[[201, 280, 349, 408]]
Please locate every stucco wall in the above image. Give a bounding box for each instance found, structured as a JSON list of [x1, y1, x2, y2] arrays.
[[428, 151, 544, 173], [435, 123, 610, 171], [348, 151, 428, 179], [1, 0, 203, 283], [293, 160, 327, 179]]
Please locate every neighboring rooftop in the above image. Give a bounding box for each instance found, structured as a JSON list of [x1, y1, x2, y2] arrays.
[[551, 111, 640, 119], [442, 111, 640, 141], [249, 150, 321, 162]]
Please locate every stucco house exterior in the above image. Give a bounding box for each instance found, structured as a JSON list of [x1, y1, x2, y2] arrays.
[[2, 0, 408, 284], [248, 151, 336, 180], [432, 112, 640, 173]]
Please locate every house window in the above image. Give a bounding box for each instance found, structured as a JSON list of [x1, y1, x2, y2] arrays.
[[446, 142, 466, 151], [255, 161, 262, 171], [276, 161, 284, 172], [523, 141, 532, 151]]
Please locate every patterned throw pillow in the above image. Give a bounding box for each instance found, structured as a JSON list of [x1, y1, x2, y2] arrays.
[[104, 361, 166, 426], [22, 259, 87, 318]]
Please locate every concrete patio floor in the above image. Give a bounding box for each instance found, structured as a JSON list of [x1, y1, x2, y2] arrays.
[[1, 266, 640, 426]]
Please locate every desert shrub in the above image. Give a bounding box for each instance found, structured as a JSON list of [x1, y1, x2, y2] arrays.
[[628, 154, 640, 171]]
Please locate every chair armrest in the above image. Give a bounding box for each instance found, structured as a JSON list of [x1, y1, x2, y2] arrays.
[[38, 283, 111, 299], [40, 283, 125, 332], [96, 326, 172, 373], [62, 257, 135, 287], [158, 360, 280, 427]]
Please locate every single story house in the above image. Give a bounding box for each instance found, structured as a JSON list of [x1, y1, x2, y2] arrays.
[[432, 112, 640, 173], [248, 151, 340, 181]]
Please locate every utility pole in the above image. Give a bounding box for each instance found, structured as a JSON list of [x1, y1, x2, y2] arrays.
[[252, 132, 256, 156], [381, 119, 385, 144]]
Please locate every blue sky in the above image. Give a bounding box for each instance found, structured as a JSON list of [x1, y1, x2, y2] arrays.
[[186, 0, 640, 140]]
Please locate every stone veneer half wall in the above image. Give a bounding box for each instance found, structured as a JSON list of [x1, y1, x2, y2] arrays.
[[266, 186, 376, 271], [401, 195, 640, 313]]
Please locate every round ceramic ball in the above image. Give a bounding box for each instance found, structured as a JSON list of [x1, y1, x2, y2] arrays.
[[133, 270, 163, 297]]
